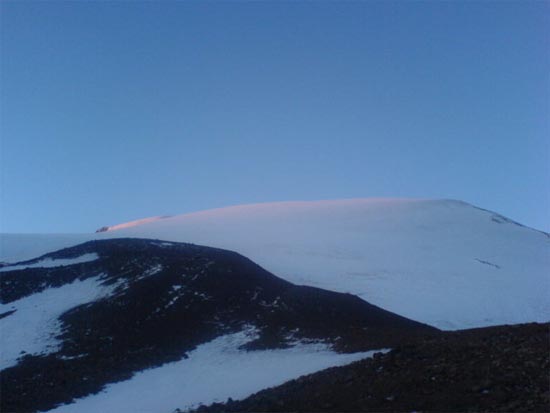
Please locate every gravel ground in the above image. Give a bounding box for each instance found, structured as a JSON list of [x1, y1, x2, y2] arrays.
[[193, 322, 550, 413]]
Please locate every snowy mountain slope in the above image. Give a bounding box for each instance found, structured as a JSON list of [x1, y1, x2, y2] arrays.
[[194, 323, 550, 413], [1, 198, 548, 329], [0, 274, 116, 370], [1, 239, 434, 413], [101, 199, 549, 330], [46, 330, 384, 413]]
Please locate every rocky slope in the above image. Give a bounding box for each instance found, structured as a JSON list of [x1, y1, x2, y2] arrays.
[[194, 323, 550, 413], [0, 238, 436, 413]]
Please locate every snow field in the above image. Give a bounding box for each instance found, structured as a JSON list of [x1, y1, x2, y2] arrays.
[[0, 274, 117, 370], [45, 328, 386, 413], [0, 253, 99, 272]]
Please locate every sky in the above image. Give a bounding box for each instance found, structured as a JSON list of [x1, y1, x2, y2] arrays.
[[1, 1, 548, 233]]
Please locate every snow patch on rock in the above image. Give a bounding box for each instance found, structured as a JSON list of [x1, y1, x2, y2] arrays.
[[45, 327, 384, 413], [0, 274, 117, 370], [0, 253, 99, 272]]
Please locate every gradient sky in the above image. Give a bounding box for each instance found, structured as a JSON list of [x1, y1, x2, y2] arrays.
[[1, 1, 548, 233]]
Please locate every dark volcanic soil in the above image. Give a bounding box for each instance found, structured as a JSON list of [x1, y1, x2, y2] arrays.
[[0, 238, 436, 413], [194, 322, 550, 413]]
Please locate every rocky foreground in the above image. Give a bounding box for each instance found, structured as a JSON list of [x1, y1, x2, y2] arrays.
[[193, 322, 550, 413]]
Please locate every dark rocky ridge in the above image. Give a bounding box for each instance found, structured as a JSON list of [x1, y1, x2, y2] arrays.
[[193, 322, 550, 413], [0, 238, 437, 413]]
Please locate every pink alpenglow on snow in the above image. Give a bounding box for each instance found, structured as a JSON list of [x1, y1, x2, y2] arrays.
[[1, 198, 549, 330], [95, 216, 170, 233]]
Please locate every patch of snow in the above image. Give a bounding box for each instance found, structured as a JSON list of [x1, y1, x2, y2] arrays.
[[163, 296, 181, 310], [193, 291, 210, 300], [58, 353, 88, 361], [135, 264, 163, 281], [154, 241, 175, 247], [0, 274, 117, 370], [0, 253, 99, 272], [45, 328, 384, 413]]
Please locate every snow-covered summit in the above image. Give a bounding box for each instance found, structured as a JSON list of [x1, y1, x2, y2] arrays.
[[2, 198, 549, 329], [95, 216, 170, 233]]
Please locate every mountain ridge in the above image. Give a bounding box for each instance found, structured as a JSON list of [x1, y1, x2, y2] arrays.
[[94, 198, 548, 236], [0, 238, 436, 413], [2, 198, 548, 330]]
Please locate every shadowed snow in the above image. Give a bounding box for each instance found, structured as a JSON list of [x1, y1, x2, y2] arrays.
[[0, 253, 99, 272], [45, 328, 386, 413], [0, 275, 117, 370]]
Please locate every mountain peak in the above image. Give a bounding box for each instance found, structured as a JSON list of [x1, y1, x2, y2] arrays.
[[95, 215, 171, 233], [3, 198, 548, 330]]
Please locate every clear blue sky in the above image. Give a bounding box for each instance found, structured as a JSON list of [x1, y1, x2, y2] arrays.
[[1, 1, 548, 233]]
